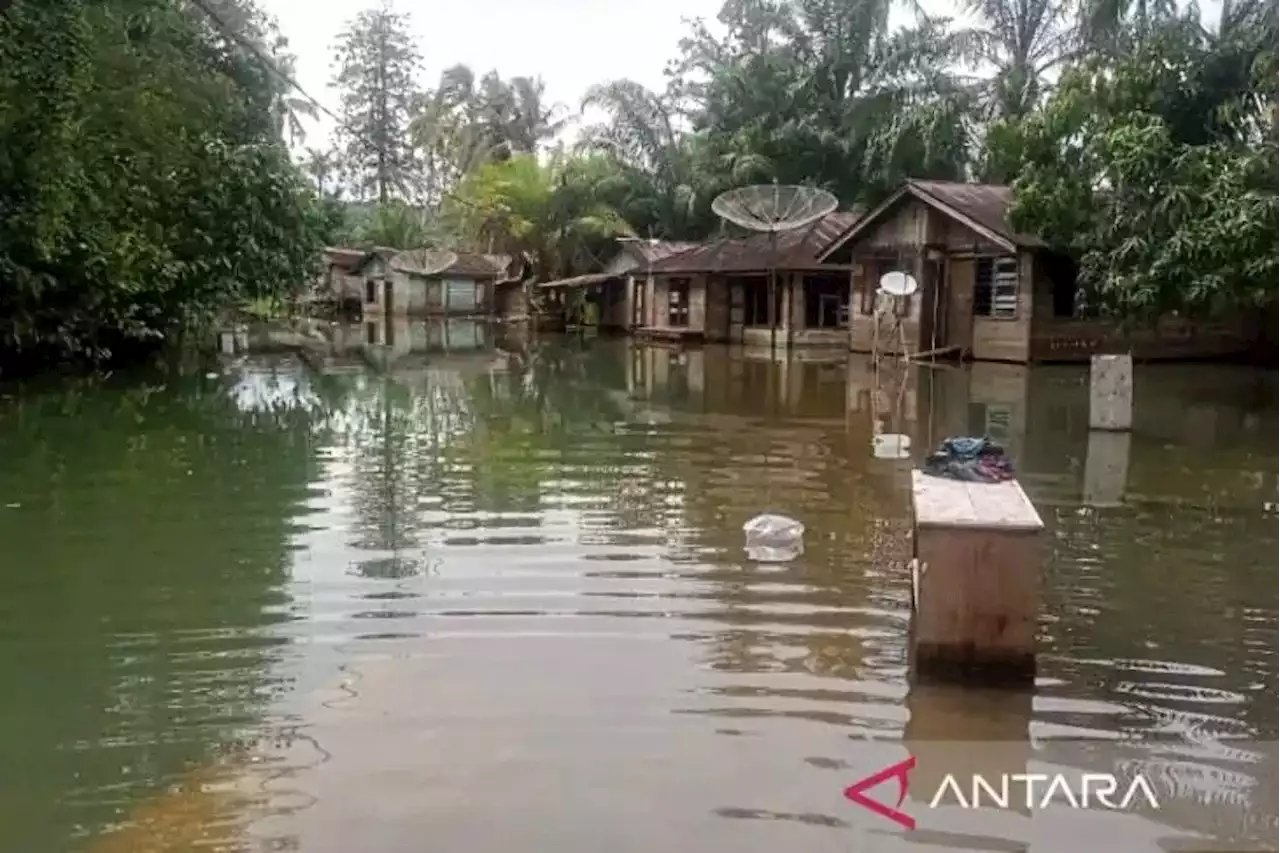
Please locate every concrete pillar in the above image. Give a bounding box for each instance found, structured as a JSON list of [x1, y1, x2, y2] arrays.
[[1089, 353, 1133, 430], [1083, 429, 1132, 508], [909, 470, 1044, 686]]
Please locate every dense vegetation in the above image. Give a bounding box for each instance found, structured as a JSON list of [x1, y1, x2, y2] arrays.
[[0, 0, 337, 373], [1, 0, 1274, 373], [319, 0, 1275, 322]]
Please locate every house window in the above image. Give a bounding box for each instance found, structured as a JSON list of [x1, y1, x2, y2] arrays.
[[365, 279, 376, 304], [803, 274, 850, 329], [365, 321, 378, 344], [974, 257, 1019, 319], [667, 278, 690, 327]]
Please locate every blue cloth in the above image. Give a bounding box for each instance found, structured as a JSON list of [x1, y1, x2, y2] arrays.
[[923, 436, 1016, 483]]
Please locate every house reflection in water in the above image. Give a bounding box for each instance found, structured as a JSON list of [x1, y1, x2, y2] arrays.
[[354, 316, 495, 356], [623, 341, 859, 419]]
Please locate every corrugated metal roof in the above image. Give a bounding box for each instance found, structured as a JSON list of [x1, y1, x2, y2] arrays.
[[443, 252, 509, 278], [538, 273, 619, 289], [322, 246, 396, 272], [648, 212, 861, 274], [632, 241, 702, 264], [392, 249, 510, 278], [907, 180, 1044, 247]]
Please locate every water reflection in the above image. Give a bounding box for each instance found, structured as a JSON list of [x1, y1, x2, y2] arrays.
[[0, 338, 1274, 852]]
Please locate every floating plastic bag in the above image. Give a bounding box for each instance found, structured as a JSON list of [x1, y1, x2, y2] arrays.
[[743, 513, 805, 563]]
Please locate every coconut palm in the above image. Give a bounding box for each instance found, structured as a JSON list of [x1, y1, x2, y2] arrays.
[[444, 152, 635, 280]]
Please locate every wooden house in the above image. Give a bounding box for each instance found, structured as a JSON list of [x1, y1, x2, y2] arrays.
[[639, 213, 859, 347], [357, 250, 514, 318], [817, 180, 1256, 363], [316, 247, 397, 309], [538, 240, 700, 332]]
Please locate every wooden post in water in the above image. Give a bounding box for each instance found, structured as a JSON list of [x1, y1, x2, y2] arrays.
[[904, 683, 1033, 816], [1089, 353, 1133, 431], [909, 470, 1044, 686]]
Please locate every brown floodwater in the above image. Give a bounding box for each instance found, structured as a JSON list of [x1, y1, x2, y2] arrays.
[[0, 330, 1276, 852]]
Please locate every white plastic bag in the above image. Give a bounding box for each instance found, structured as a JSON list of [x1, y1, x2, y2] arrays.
[[743, 513, 805, 562]]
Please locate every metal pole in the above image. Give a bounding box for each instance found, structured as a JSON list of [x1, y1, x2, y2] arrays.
[[769, 230, 778, 352]]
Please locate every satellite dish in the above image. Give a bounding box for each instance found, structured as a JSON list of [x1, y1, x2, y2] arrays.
[[873, 433, 912, 460], [711, 184, 839, 233], [415, 249, 459, 276], [877, 271, 918, 297], [394, 248, 459, 276]]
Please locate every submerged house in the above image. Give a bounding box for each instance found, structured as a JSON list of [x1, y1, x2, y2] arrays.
[[638, 213, 859, 347], [538, 240, 699, 331], [817, 180, 1257, 363], [356, 249, 514, 317], [316, 247, 397, 308]]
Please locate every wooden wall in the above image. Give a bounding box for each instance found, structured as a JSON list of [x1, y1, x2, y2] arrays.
[[840, 197, 1037, 362], [1027, 263, 1255, 361], [643, 274, 709, 337], [969, 251, 1034, 363]]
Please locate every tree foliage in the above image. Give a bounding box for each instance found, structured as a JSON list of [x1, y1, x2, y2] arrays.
[[994, 14, 1278, 319], [444, 153, 635, 280], [0, 0, 328, 374], [330, 3, 422, 203]]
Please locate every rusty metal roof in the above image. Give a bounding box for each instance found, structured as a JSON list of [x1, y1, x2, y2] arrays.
[[443, 252, 509, 278], [648, 212, 861, 274], [631, 241, 702, 264], [322, 246, 397, 272], [392, 249, 510, 278], [907, 180, 1043, 247], [538, 273, 619, 289]]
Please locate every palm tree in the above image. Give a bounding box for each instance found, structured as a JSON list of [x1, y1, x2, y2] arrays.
[[445, 153, 635, 280], [303, 147, 337, 195], [959, 0, 1081, 120]]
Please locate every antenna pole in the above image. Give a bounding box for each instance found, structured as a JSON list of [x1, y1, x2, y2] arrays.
[[769, 230, 778, 352]]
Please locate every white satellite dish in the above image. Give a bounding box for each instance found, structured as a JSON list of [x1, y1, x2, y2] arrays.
[[872, 433, 912, 460], [877, 271, 918, 298]]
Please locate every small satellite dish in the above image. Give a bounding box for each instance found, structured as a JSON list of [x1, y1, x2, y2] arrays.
[[872, 433, 912, 460], [877, 271, 918, 298]]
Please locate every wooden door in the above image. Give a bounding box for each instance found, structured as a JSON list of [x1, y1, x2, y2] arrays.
[[947, 259, 976, 355]]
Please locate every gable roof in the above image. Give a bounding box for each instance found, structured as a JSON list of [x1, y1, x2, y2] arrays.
[[391, 249, 510, 279], [817, 180, 1043, 262], [323, 246, 398, 273], [648, 211, 861, 275]]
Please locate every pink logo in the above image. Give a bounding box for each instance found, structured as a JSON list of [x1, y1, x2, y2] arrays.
[[843, 755, 917, 830]]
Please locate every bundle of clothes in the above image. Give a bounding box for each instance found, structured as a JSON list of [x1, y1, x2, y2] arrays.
[[922, 436, 1016, 483]]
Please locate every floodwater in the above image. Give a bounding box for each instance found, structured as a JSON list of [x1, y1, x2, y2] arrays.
[[0, 326, 1276, 853]]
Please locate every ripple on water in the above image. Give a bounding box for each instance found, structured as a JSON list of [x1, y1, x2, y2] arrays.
[[3, 348, 1276, 853]]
